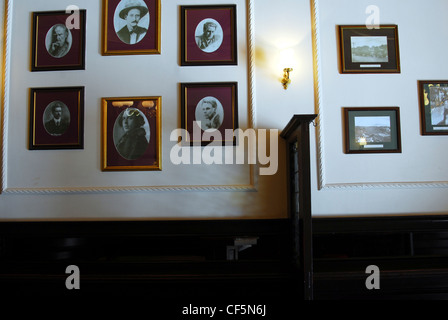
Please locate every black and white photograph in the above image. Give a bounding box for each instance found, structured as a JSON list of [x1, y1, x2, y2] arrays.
[[350, 36, 388, 63], [113, 107, 150, 160], [194, 97, 224, 131], [354, 116, 391, 144], [43, 101, 71, 136], [344, 107, 401, 153], [45, 24, 72, 58], [114, 0, 150, 45], [195, 19, 223, 53]]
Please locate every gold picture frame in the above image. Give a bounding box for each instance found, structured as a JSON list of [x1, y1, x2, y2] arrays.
[[101, 96, 161, 171], [102, 0, 161, 55]]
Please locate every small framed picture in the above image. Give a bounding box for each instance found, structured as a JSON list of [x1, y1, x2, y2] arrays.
[[180, 82, 238, 146], [102, 96, 161, 171], [338, 25, 400, 73], [418, 80, 448, 135], [31, 10, 86, 71], [181, 5, 237, 66], [343, 107, 401, 154], [29, 87, 84, 150], [102, 0, 161, 55]]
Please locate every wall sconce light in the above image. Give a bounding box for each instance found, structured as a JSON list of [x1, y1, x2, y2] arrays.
[[281, 68, 293, 90]]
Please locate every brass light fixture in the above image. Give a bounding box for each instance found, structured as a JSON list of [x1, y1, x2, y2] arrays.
[[281, 68, 293, 90]]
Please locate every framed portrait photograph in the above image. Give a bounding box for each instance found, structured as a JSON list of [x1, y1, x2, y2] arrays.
[[102, 96, 161, 171], [180, 82, 238, 146], [102, 0, 161, 55], [29, 87, 84, 150], [338, 25, 400, 73], [181, 5, 237, 66], [418, 80, 448, 135], [343, 107, 401, 154], [31, 10, 86, 71]]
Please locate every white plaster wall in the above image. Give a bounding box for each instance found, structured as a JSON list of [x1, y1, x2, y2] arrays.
[[1, 0, 447, 220]]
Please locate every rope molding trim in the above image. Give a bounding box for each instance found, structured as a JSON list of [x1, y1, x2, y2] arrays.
[[0, 0, 257, 195]]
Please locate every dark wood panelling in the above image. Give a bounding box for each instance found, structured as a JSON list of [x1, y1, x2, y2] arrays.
[[313, 215, 448, 300], [0, 219, 303, 314]]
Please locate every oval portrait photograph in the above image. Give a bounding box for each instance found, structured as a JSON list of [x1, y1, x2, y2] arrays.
[[194, 18, 223, 53], [114, 0, 150, 45], [45, 24, 72, 58], [43, 101, 71, 136], [195, 97, 224, 131], [113, 108, 150, 160]]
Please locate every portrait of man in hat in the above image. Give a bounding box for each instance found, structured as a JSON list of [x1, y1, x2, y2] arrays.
[[115, 0, 149, 45]]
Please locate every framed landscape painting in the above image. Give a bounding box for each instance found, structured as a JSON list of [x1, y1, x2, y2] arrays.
[[343, 107, 401, 154]]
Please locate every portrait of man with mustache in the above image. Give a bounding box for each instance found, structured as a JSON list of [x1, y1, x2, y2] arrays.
[[116, 0, 149, 45]]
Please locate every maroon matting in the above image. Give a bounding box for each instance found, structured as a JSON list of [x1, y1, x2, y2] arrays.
[[32, 10, 85, 71], [30, 87, 84, 149], [182, 83, 238, 145]]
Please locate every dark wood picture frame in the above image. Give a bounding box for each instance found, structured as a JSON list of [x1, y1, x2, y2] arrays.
[[101, 96, 162, 171], [29, 86, 84, 150], [418, 80, 448, 135], [180, 82, 238, 146], [180, 5, 237, 66], [31, 10, 86, 71], [102, 0, 161, 55], [338, 25, 400, 74], [343, 107, 401, 154]]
